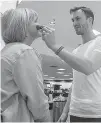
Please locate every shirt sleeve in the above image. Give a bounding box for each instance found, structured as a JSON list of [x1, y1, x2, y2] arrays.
[[84, 36, 101, 71], [12, 49, 50, 122]]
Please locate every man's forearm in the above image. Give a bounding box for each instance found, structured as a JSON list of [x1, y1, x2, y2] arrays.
[[51, 45, 94, 75]]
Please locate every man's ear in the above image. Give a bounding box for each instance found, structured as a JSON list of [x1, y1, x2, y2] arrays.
[[89, 17, 93, 25]]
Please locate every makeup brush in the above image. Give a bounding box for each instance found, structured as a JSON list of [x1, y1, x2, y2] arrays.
[[36, 25, 44, 30]]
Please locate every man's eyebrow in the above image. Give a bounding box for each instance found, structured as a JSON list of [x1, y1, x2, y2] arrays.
[[76, 16, 80, 18], [71, 16, 80, 21]]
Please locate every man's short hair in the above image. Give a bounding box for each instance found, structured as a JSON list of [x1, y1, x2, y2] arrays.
[[70, 6, 94, 24]]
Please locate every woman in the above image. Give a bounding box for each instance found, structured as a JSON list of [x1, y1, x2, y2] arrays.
[[1, 8, 51, 122]]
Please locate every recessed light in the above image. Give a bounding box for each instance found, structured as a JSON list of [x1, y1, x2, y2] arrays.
[[57, 72, 64, 74], [63, 75, 69, 76], [57, 68, 65, 71], [44, 75, 48, 76], [50, 77, 55, 78]]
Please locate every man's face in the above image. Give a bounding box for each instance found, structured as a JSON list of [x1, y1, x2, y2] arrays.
[[71, 9, 90, 35]]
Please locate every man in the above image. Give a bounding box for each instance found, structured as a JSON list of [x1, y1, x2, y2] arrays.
[[41, 6, 101, 122]]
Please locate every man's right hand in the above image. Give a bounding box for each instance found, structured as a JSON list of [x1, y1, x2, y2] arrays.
[[58, 113, 68, 122]]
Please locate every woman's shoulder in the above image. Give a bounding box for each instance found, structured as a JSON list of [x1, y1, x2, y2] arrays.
[[1, 43, 33, 63]]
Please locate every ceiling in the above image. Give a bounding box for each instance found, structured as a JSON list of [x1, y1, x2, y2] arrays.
[[41, 54, 73, 81]]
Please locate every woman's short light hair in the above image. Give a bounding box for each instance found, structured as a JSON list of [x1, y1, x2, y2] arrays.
[[1, 8, 38, 44]]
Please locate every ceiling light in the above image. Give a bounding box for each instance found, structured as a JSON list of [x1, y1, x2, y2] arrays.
[[63, 75, 69, 76], [44, 75, 48, 76], [50, 77, 55, 78], [57, 68, 65, 71], [57, 72, 64, 74]]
